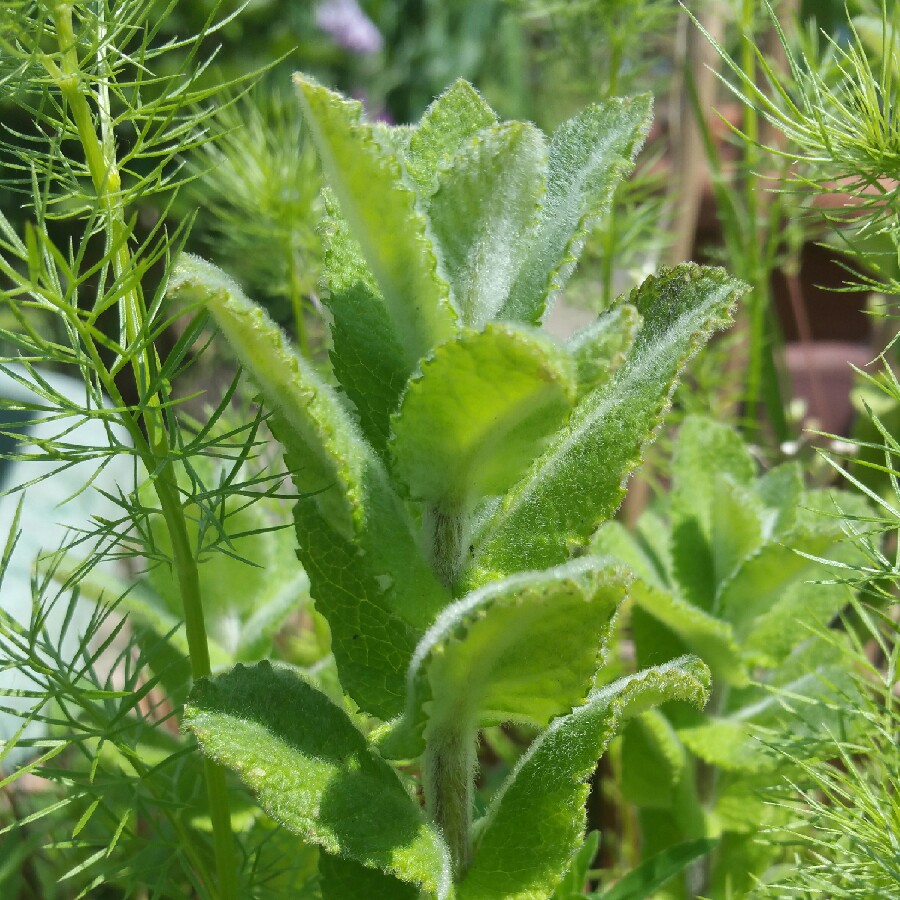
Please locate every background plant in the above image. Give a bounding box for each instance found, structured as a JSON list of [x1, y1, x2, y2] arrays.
[[592, 416, 869, 897], [697, 2, 900, 894]]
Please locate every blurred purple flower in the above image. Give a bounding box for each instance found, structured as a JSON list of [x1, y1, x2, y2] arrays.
[[315, 0, 383, 55]]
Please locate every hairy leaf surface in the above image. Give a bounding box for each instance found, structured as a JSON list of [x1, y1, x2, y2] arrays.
[[294, 75, 456, 362], [185, 663, 452, 898], [549, 831, 600, 900], [459, 657, 710, 899], [428, 122, 546, 327], [318, 854, 420, 900], [630, 580, 747, 686], [405, 79, 498, 193], [567, 304, 642, 399], [500, 96, 652, 323], [320, 198, 410, 453], [465, 266, 743, 587], [389, 324, 576, 512], [168, 255, 450, 718], [382, 558, 628, 760]]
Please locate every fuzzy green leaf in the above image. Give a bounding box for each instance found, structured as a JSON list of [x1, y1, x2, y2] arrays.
[[670, 417, 756, 537], [677, 718, 779, 774], [405, 80, 498, 193], [709, 475, 766, 589], [294, 74, 456, 362], [168, 255, 450, 718], [320, 198, 410, 453], [383, 558, 628, 760], [184, 663, 452, 898], [756, 461, 804, 537], [590, 520, 664, 587], [389, 324, 576, 512], [630, 580, 747, 686], [459, 657, 711, 899], [742, 580, 851, 667], [716, 493, 862, 633], [567, 304, 642, 399], [620, 710, 687, 809], [465, 265, 743, 587], [667, 419, 758, 610], [671, 474, 765, 613], [500, 96, 652, 323], [428, 122, 546, 327], [319, 854, 419, 900]]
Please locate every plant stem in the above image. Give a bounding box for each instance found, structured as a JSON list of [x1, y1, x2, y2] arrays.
[[423, 720, 477, 880], [51, 2, 156, 429], [739, 0, 767, 436], [47, 5, 238, 897], [425, 503, 466, 591]]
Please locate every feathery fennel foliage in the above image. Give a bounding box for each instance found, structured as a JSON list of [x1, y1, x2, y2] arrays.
[[693, 5, 900, 893], [0, 1, 307, 896], [172, 74, 747, 897], [750, 596, 899, 899], [702, 0, 900, 296], [190, 89, 324, 351]]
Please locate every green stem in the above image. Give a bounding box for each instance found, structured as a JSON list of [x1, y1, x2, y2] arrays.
[[740, 0, 765, 435], [46, 5, 238, 897], [425, 503, 466, 592], [423, 720, 477, 880], [50, 2, 166, 451]]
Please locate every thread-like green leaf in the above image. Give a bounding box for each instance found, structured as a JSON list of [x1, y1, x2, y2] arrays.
[[500, 96, 652, 323], [428, 122, 546, 327], [389, 324, 576, 512], [168, 255, 450, 718], [459, 657, 711, 900], [597, 839, 718, 900], [294, 74, 456, 363], [184, 663, 452, 898], [405, 79, 499, 193], [465, 265, 744, 588]]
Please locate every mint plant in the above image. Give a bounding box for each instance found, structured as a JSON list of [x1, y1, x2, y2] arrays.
[[170, 77, 746, 897], [592, 416, 869, 898]]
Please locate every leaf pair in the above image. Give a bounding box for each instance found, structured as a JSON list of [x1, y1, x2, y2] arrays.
[[184, 657, 710, 899]]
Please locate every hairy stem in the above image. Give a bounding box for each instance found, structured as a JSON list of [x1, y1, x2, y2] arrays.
[[423, 720, 477, 879], [425, 503, 467, 591]]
